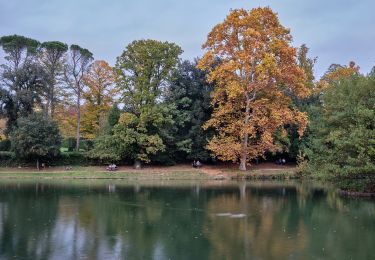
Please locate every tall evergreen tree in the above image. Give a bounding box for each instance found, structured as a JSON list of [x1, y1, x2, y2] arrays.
[[0, 35, 45, 134], [39, 41, 68, 117], [161, 60, 213, 162]]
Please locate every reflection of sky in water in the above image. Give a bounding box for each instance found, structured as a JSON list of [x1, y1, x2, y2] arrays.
[[50, 200, 129, 259], [0, 181, 374, 259]]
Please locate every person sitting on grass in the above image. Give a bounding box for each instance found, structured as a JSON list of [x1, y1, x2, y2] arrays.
[[196, 160, 202, 168], [281, 158, 286, 165], [192, 160, 197, 168], [192, 160, 202, 168], [106, 164, 118, 171]]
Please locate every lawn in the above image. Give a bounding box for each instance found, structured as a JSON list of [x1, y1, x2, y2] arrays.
[[0, 163, 297, 180]]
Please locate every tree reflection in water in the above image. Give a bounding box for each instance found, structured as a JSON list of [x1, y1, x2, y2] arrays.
[[0, 181, 373, 259]]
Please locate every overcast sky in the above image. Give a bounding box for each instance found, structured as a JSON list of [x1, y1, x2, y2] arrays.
[[0, 0, 374, 77]]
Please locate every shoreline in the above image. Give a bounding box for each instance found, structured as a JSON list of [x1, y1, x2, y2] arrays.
[[1, 164, 374, 198], [337, 189, 375, 198], [0, 163, 297, 180]]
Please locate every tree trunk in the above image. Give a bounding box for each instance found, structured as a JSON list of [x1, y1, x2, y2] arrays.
[[50, 86, 55, 118], [239, 158, 247, 171], [76, 92, 81, 151], [36, 158, 40, 171], [51, 102, 55, 119], [239, 94, 252, 171], [45, 98, 50, 118]]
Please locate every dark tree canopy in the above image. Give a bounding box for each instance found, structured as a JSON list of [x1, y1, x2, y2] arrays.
[[160, 60, 213, 162], [39, 41, 68, 117], [0, 35, 45, 134], [282, 44, 318, 160], [41, 41, 68, 53], [0, 35, 40, 65], [107, 103, 121, 130], [10, 113, 62, 164]]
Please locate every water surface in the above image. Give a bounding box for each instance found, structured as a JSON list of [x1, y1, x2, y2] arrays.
[[0, 180, 374, 260]]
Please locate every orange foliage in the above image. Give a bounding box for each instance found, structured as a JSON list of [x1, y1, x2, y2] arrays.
[[81, 60, 117, 139], [54, 60, 117, 139], [318, 61, 359, 91], [0, 118, 6, 139], [198, 8, 309, 170], [54, 103, 77, 138]]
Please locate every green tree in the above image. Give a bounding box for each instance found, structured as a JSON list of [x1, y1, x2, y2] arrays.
[[284, 44, 318, 160], [39, 41, 68, 117], [162, 60, 213, 162], [9, 113, 62, 169], [107, 103, 121, 129], [304, 75, 375, 176], [0, 35, 45, 134], [116, 39, 182, 115], [93, 39, 182, 166], [88, 104, 122, 162]]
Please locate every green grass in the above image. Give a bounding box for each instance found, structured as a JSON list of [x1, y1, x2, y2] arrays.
[[224, 167, 298, 180], [0, 168, 211, 180]]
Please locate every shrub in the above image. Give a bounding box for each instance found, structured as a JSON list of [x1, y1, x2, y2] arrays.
[[0, 151, 14, 166], [62, 137, 76, 152], [0, 139, 11, 151], [9, 113, 62, 168]]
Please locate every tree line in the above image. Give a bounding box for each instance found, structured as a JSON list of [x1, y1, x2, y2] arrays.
[[0, 7, 374, 175]]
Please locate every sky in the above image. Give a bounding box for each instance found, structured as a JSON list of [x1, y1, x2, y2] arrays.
[[0, 0, 374, 78]]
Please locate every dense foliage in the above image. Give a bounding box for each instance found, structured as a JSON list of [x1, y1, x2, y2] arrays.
[[0, 35, 45, 134], [303, 75, 375, 176], [90, 40, 182, 165], [162, 60, 213, 162], [9, 113, 61, 168], [0, 7, 374, 178], [198, 8, 309, 170]]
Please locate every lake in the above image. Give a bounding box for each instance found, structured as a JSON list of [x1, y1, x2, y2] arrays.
[[0, 180, 374, 259]]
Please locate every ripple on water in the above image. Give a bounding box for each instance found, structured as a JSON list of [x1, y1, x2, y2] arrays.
[[215, 213, 246, 218]]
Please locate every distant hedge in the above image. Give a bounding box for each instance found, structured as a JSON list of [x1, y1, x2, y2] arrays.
[[62, 138, 94, 152], [0, 151, 14, 166], [0, 140, 11, 151]]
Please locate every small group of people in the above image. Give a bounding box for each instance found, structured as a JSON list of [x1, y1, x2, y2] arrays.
[[192, 160, 202, 168], [106, 163, 118, 171], [276, 158, 287, 165]]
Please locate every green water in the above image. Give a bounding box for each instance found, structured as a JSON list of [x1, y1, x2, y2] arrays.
[[0, 180, 374, 260]]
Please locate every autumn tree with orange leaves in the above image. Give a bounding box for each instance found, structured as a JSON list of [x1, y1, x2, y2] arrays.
[[198, 8, 310, 170], [317, 61, 359, 92], [81, 60, 117, 139]]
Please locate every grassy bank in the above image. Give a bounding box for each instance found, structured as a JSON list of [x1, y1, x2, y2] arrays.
[[298, 164, 375, 196], [0, 168, 208, 180], [0, 163, 298, 180]]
